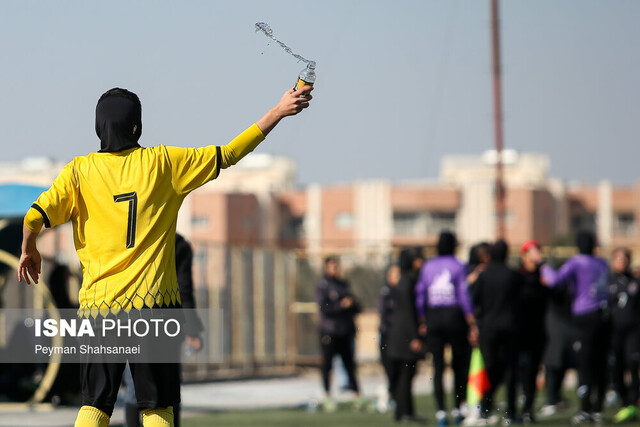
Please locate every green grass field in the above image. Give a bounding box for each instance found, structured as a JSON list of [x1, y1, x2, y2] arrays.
[[182, 392, 628, 427]]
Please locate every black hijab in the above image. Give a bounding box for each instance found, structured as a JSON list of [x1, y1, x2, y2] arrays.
[[576, 230, 596, 255], [95, 88, 142, 152], [437, 231, 457, 256]]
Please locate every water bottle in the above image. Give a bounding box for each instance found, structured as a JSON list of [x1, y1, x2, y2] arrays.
[[294, 62, 315, 96]]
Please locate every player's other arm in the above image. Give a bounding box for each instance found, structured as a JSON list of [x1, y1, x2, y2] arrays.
[[18, 162, 77, 285], [18, 212, 43, 284]]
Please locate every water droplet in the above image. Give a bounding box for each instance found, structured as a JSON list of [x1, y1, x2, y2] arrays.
[[255, 22, 314, 65]]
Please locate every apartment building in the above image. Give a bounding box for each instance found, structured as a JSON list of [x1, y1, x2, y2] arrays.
[[2, 151, 638, 261]]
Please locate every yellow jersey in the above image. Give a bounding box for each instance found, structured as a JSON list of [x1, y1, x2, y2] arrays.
[[25, 124, 264, 316]]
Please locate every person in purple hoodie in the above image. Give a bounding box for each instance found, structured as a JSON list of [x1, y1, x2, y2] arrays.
[[415, 231, 478, 426], [541, 230, 610, 425]]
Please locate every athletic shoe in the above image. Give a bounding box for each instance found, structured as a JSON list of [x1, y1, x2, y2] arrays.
[[462, 413, 481, 426], [605, 390, 621, 409], [436, 410, 449, 426], [570, 411, 592, 425], [376, 386, 390, 413], [521, 412, 535, 424], [537, 404, 558, 418], [321, 398, 337, 413], [614, 405, 638, 423], [452, 407, 465, 425], [591, 412, 603, 425]]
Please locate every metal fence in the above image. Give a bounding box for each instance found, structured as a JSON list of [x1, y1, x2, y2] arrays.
[[186, 243, 299, 380]]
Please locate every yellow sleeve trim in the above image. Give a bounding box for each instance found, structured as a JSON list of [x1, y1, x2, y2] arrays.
[[24, 207, 44, 233], [219, 123, 266, 169]]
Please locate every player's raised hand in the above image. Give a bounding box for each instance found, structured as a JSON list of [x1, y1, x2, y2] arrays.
[[256, 86, 314, 137], [279, 86, 313, 117], [18, 248, 41, 285]]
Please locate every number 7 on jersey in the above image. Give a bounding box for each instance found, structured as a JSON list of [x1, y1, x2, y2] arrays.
[[113, 192, 138, 249]]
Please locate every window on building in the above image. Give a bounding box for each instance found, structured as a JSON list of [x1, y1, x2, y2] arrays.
[[280, 216, 305, 239], [613, 212, 636, 237], [570, 213, 596, 233], [393, 211, 456, 236], [427, 211, 457, 234], [393, 212, 422, 235], [191, 215, 209, 228], [335, 212, 355, 230]]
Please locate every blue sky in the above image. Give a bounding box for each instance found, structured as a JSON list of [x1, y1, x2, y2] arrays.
[[1, 1, 639, 186]]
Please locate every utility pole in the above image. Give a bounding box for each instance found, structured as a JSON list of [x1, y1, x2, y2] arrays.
[[491, 0, 506, 240]]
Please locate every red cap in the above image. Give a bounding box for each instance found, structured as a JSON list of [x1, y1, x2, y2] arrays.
[[520, 239, 540, 255]]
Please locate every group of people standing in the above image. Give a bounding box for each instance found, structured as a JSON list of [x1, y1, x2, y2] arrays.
[[315, 230, 640, 426]]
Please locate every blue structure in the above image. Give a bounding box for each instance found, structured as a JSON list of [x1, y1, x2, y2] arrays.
[[0, 183, 47, 218]]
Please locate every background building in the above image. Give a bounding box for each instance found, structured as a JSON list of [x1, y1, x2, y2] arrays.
[[3, 151, 639, 263]]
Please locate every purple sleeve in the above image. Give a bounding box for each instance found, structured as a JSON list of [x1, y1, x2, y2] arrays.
[[415, 267, 428, 319], [455, 266, 473, 315], [540, 264, 557, 284], [544, 258, 575, 288]]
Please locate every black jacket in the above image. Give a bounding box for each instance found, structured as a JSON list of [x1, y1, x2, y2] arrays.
[[176, 234, 204, 337], [315, 275, 360, 337], [518, 264, 548, 332], [386, 270, 422, 361], [608, 271, 640, 327], [472, 262, 523, 334], [378, 284, 394, 336]]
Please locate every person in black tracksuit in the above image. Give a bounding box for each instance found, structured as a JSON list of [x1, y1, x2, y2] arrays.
[[379, 264, 401, 398], [315, 256, 361, 399], [517, 240, 548, 423], [472, 240, 522, 421], [386, 248, 425, 423], [540, 278, 576, 416], [608, 247, 640, 422]]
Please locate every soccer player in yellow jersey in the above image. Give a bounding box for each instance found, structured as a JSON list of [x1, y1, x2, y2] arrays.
[[18, 85, 312, 427]]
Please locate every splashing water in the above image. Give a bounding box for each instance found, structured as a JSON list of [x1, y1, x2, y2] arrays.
[[255, 22, 316, 68]]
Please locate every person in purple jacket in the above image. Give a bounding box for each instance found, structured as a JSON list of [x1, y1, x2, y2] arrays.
[[415, 231, 478, 426], [541, 230, 610, 425]]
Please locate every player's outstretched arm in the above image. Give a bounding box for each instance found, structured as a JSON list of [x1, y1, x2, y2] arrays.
[[256, 86, 313, 137], [168, 86, 314, 195], [214, 85, 313, 171]]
